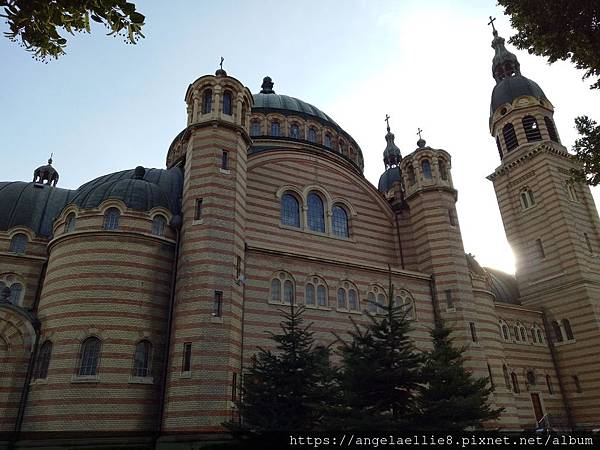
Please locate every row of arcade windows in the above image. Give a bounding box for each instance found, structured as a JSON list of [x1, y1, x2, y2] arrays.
[[0, 278, 23, 305], [32, 338, 153, 380], [499, 321, 545, 344], [502, 365, 582, 395], [498, 116, 559, 157], [98, 209, 167, 236], [551, 319, 575, 342], [251, 120, 341, 151], [406, 158, 448, 186], [281, 192, 350, 238], [269, 272, 416, 318], [201, 89, 237, 116]]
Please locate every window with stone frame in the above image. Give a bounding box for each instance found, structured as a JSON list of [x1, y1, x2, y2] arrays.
[[132, 340, 152, 377], [307, 192, 325, 233], [78, 337, 101, 376], [103, 208, 120, 230], [202, 89, 212, 114], [331, 204, 349, 238], [280, 193, 300, 228], [33, 340, 52, 380], [270, 272, 294, 305], [9, 233, 27, 254], [393, 289, 416, 320]]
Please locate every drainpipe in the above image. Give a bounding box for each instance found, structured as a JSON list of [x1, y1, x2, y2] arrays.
[[154, 219, 182, 448], [394, 212, 405, 270], [236, 242, 249, 426], [541, 307, 575, 430], [428, 274, 441, 325]]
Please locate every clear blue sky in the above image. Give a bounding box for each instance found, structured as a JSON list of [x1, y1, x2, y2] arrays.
[[1, 0, 599, 273]]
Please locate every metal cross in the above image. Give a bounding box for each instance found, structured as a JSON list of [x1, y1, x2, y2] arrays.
[[417, 128, 423, 139], [219, 57, 224, 70], [385, 114, 391, 130], [488, 16, 497, 33]]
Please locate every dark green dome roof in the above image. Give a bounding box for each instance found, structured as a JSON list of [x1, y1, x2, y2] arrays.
[[252, 93, 340, 128], [486, 267, 520, 305], [378, 167, 401, 193], [72, 167, 182, 213], [0, 182, 76, 237], [490, 74, 548, 115]]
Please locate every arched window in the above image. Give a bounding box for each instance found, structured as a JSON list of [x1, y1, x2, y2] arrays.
[[531, 328, 537, 343], [9, 233, 27, 254], [324, 133, 332, 148], [78, 337, 101, 376], [527, 370, 536, 386], [290, 123, 300, 139], [250, 120, 261, 136], [33, 340, 53, 380], [305, 283, 315, 306], [307, 193, 325, 233], [377, 293, 386, 315], [511, 372, 520, 393], [394, 289, 416, 320], [566, 183, 579, 202], [523, 115, 542, 142], [281, 194, 300, 227], [348, 288, 358, 311], [501, 323, 510, 341], [269, 271, 295, 305], [438, 159, 448, 180], [496, 136, 503, 159], [308, 127, 317, 143], [519, 188, 535, 210], [422, 159, 432, 179], [551, 320, 563, 342], [546, 375, 554, 394], [103, 208, 120, 230], [502, 123, 518, 151], [65, 213, 76, 233], [520, 326, 527, 343], [331, 205, 349, 238], [562, 319, 574, 340], [367, 292, 377, 314], [222, 91, 232, 115], [317, 284, 327, 307], [514, 326, 520, 342], [503, 365, 511, 390], [407, 166, 416, 185], [537, 328, 544, 344], [573, 375, 583, 393], [270, 121, 280, 137], [152, 215, 167, 236], [9, 283, 22, 306], [337, 288, 347, 309], [132, 340, 152, 377], [241, 102, 246, 126], [202, 89, 212, 114], [544, 116, 559, 142]]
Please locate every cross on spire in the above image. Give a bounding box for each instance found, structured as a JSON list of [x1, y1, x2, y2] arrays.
[[219, 57, 224, 70], [417, 127, 423, 139], [488, 16, 497, 34], [385, 114, 391, 131]]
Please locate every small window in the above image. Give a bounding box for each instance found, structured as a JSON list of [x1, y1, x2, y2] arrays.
[[448, 209, 456, 226], [445, 289, 454, 310], [33, 340, 53, 380], [236, 255, 242, 279], [231, 372, 238, 401], [531, 328, 537, 343], [337, 288, 347, 309], [182, 342, 192, 372], [132, 340, 152, 377], [527, 370, 536, 386], [9, 233, 28, 254], [487, 364, 495, 391], [469, 322, 478, 343], [562, 319, 574, 340], [503, 365, 511, 390], [281, 194, 300, 228], [241, 102, 246, 126], [407, 166, 416, 186], [522, 115, 542, 142], [78, 337, 101, 376], [503, 123, 518, 151], [566, 183, 579, 202], [305, 283, 315, 306], [223, 91, 232, 115], [501, 323, 510, 341], [283, 280, 294, 305], [65, 213, 76, 233], [552, 320, 563, 342], [395, 289, 415, 320], [439, 160, 448, 180], [348, 289, 358, 311], [103, 208, 120, 230], [270, 279, 281, 302], [367, 291, 377, 314], [308, 127, 317, 143], [422, 159, 432, 179], [317, 284, 327, 307], [195, 199, 203, 221], [376, 293, 386, 315], [537, 329, 544, 343], [573, 375, 582, 393], [270, 121, 280, 137], [536, 238, 545, 258], [221, 150, 229, 170], [307, 193, 325, 233], [546, 375, 554, 394], [511, 372, 520, 393], [520, 188, 535, 210], [324, 134, 332, 148], [514, 326, 520, 342], [9, 283, 23, 306], [496, 136, 504, 159], [545, 116, 559, 142], [331, 205, 349, 238], [152, 215, 167, 236], [202, 89, 212, 114], [584, 233, 593, 253], [213, 291, 223, 317], [290, 123, 300, 139], [250, 120, 261, 137]]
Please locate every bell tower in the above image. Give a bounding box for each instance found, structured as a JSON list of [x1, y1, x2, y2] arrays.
[[163, 66, 253, 433], [486, 25, 600, 428]]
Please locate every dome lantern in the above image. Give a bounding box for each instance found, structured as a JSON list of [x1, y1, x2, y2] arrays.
[[383, 115, 402, 169], [33, 154, 59, 187]]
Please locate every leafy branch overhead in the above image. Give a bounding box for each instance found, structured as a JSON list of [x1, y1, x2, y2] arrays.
[[1, 0, 145, 60]]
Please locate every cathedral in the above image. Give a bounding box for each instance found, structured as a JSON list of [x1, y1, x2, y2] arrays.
[[1, 25, 599, 448]]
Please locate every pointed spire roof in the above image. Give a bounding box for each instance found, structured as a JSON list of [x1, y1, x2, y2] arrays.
[[383, 115, 401, 169]]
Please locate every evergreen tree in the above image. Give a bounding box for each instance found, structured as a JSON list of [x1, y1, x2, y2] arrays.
[[235, 303, 337, 432], [334, 277, 422, 431], [415, 321, 502, 432]]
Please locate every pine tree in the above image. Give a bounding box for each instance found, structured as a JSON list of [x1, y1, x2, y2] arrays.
[[235, 303, 337, 432], [334, 276, 422, 431], [415, 321, 503, 432]]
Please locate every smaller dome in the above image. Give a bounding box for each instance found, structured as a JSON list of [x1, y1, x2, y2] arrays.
[[491, 74, 547, 115], [378, 167, 401, 193], [486, 267, 520, 305]]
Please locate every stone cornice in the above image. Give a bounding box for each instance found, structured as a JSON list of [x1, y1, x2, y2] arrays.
[[487, 142, 570, 181]]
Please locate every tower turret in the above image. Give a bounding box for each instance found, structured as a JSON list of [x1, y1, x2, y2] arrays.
[[377, 116, 403, 196]]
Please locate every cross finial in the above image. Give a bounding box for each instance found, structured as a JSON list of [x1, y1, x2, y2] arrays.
[[385, 114, 391, 132], [488, 16, 497, 34], [417, 127, 423, 139], [48, 152, 53, 164], [219, 57, 224, 70]]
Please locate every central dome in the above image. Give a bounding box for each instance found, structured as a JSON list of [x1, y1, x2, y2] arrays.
[[252, 92, 341, 129]]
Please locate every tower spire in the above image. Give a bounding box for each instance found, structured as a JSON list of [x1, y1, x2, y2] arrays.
[[383, 114, 401, 169], [489, 20, 521, 83]]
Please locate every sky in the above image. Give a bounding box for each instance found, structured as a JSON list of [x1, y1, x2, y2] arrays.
[[1, 0, 599, 274]]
